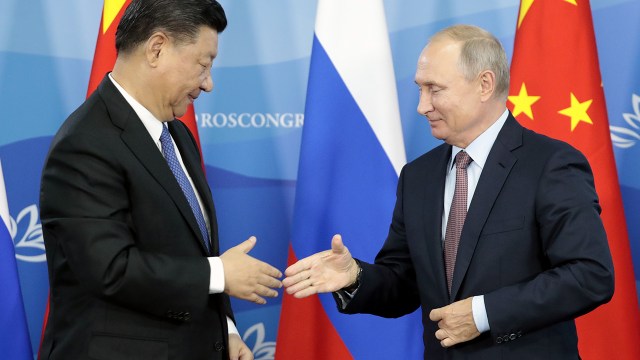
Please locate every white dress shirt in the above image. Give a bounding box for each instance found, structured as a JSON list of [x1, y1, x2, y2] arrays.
[[109, 74, 238, 335], [442, 108, 509, 333]]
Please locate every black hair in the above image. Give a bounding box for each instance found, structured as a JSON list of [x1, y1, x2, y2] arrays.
[[115, 0, 227, 54]]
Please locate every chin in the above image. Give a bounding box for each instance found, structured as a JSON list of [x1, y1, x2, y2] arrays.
[[173, 108, 188, 119], [430, 129, 446, 141]]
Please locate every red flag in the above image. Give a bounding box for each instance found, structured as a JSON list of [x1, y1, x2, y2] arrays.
[[276, 246, 352, 359], [508, 1, 640, 358], [86, 0, 131, 97], [39, 1, 205, 357]]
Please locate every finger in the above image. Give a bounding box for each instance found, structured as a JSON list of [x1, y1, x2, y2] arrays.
[[251, 294, 267, 305], [259, 276, 283, 290], [429, 308, 442, 321], [283, 268, 314, 287], [240, 346, 254, 360], [237, 236, 257, 254], [252, 284, 279, 298], [292, 284, 319, 299], [285, 278, 313, 295], [239, 351, 253, 360], [330, 234, 346, 255], [282, 276, 298, 288], [284, 254, 319, 276], [435, 329, 447, 341], [441, 337, 456, 348], [263, 285, 280, 298], [259, 263, 283, 279]]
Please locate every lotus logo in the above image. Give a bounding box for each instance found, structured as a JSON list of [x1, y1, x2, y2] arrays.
[[242, 322, 276, 359], [10, 204, 46, 263], [610, 93, 640, 148]]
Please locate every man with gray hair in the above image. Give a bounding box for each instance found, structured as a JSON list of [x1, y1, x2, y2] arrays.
[[283, 24, 614, 359]]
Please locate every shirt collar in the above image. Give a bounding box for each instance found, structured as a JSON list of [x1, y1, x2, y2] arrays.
[[108, 73, 165, 146], [450, 108, 509, 170]]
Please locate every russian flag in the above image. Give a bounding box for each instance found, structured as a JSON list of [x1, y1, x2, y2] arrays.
[[0, 159, 33, 359], [276, 0, 423, 358]]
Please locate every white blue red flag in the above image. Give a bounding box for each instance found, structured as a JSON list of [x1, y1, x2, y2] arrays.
[[276, 0, 423, 358], [0, 159, 33, 359]]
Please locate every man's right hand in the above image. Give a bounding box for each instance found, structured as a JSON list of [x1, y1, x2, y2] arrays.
[[220, 236, 282, 304], [282, 234, 360, 298]]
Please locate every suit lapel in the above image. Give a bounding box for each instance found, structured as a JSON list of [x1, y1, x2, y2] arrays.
[[450, 114, 522, 300], [423, 145, 452, 300], [169, 121, 220, 255], [97, 76, 211, 255]]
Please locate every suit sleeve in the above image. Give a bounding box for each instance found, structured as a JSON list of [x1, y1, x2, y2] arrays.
[[483, 145, 614, 336], [338, 167, 421, 318], [40, 127, 214, 319]]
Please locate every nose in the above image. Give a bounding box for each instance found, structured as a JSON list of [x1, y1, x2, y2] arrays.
[[417, 89, 433, 115], [201, 72, 213, 92]]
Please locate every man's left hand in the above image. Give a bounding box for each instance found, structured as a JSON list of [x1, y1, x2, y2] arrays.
[[429, 297, 480, 348], [228, 333, 253, 360]]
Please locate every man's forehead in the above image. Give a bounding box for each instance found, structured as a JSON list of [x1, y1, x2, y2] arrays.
[[417, 40, 461, 69], [426, 38, 461, 55]]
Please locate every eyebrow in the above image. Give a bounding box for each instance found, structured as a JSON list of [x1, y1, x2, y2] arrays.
[[415, 80, 440, 87]]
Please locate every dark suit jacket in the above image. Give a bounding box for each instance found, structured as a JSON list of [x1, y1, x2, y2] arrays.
[[39, 75, 233, 360], [340, 113, 614, 359]]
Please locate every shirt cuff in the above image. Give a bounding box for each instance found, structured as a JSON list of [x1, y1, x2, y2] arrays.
[[334, 285, 359, 310], [227, 317, 239, 335], [472, 295, 490, 333], [208, 257, 225, 294]]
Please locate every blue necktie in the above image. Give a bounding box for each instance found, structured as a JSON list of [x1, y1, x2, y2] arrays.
[[160, 125, 211, 254]]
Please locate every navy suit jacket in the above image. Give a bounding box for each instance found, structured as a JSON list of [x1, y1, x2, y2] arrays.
[[40, 75, 233, 360], [340, 113, 614, 360]]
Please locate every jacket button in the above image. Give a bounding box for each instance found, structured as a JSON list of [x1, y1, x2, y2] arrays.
[[502, 335, 510, 342], [496, 336, 503, 344], [214, 341, 224, 351], [509, 333, 517, 340], [183, 312, 191, 321]]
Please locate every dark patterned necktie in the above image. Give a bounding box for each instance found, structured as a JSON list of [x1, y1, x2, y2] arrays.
[[444, 151, 472, 294], [159, 125, 211, 254]]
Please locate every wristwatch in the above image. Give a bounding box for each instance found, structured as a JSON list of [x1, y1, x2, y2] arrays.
[[343, 259, 363, 292]]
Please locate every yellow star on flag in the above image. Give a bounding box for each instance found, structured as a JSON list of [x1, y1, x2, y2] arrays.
[[103, 0, 127, 34], [518, 0, 535, 28], [508, 83, 540, 121], [558, 92, 593, 131], [565, 0, 578, 6]]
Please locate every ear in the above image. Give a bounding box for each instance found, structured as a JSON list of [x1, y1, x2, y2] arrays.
[[478, 70, 496, 102], [145, 31, 169, 68]]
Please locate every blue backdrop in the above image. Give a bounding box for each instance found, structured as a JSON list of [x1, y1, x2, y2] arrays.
[[1, 1, 638, 358]]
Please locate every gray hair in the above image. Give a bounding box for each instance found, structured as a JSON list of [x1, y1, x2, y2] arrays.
[[431, 24, 510, 100]]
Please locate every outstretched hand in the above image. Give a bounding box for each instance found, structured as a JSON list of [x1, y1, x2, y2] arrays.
[[283, 234, 360, 298], [220, 236, 282, 304]]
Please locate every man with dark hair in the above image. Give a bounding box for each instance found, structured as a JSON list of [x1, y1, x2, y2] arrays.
[[39, 1, 281, 359], [283, 24, 614, 359]]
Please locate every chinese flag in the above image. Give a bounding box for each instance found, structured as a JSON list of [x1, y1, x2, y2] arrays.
[[508, 1, 640, 359]]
